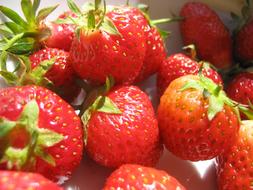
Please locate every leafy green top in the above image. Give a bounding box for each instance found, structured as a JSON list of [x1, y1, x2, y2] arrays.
[[181, 74, 253, 121], [0, 100, 64, 170]]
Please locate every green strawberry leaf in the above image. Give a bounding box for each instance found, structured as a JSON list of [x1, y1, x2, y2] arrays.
[[1, 146, 29, 170], [101, 17, 121, 36], [105, 75, 114, 93], [0, 70, 18, 85], [36, 5, 58, 23], [87, 10, 96, 29], [157, 28, 170, 40], [34, 146, 56, 166], [0, 118, 16, 138], [37, 128, 64, 147], [8, 39, 34, 55], [67, 0, 81, 15], [208, 95, 224, 120], [96, 96, 121, 114], [180, 80, 203, 92], [0, 50, 8, 70], [21, 0, 36, 25], [5, 22, 24, 34], [33, 0, 41, 14], [27, 57, 55, 85], [18, 100, 39, 130], [0, 6, 27, 28]]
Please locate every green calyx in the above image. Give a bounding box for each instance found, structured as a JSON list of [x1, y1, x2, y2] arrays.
[[0, 100, 64, 170], [80, 76, 121, 145], [0, 53, 55, 88], [56, 0, 121, 40], [0, 0, 58, 55], [180, 74, 253, 121]]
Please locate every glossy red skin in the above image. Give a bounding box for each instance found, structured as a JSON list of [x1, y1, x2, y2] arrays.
[[87, 86, 163, 168], [128, 8, 166, 82], [235, 20, 253, 62], [180, 2, 232, 69], [44, 12, 77, 51], [157, 53, 223, 96], [70, 7, 146, 85], [158, 75, 239, 161], [217, 121, 253, 190], [103, 164, 186, 190], [0, 171, 62, 190], [226, 72, 253, 119], [29, 48, 80, 102], [0, 86, 83, 182]]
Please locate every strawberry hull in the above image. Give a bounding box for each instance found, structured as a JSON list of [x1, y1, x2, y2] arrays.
[[0, 86, 83, 183]]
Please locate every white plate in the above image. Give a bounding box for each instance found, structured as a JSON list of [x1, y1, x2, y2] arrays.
[[0, 0, 243, 189]]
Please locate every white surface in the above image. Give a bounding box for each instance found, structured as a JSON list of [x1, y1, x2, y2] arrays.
[[0, 0, 237, 189]]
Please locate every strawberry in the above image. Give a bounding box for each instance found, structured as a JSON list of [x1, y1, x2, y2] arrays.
[[128, 7, 167, 82], [157, 53, 223, 96], [69, 2, 146, 84], [180, 2, 232, 69], [44, 11, 77, 51], [0, 170, 62, 189], [0, 85, 83, 183], [84, 84, 163, 168], [226, 72, 253, 118], [216, 120, 253, 190], [233, 1, 253, 65], [103, 164, 186, 190], [28, 48, 80, 102], [157, 75, 240, 161]]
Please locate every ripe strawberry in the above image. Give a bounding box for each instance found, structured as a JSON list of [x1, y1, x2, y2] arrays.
[[44, 11, 77, 51], [157, 75, 239, 161], [28, 48, 80, 102], [128, 8, 166, 82], [234, 0, 253, 65], [180, 2, 232, 69], [69, 3, 146, 85], [0, 85, 83, 183], [85, 85, 163, 168], [226, 72, 253, 118], [103, 164, 186, 190], [216, 120, 253, 190], [157, 53, 223, 96], [0, 171, 62, 190]]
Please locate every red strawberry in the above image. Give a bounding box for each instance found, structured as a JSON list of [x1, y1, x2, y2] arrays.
[[157, 53, 223, 96], [0, 171, 62, 190], [216, 120, 253, 190], [157, 75, 239, 161], [226, 72, 253, 118], [69, 4, 146, 85], [180, 2, 232, 69], [103, 164, 186, 190], [44, 11, 77, 51], [28, 48, 80, 102], [0, 85, 83, 183], [234, 18, 253, 64], [128, 8, 166, 82], [85, 85, 163, 167]]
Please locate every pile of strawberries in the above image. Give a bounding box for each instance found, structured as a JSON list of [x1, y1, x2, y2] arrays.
[[0, 0, 253, 189]]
